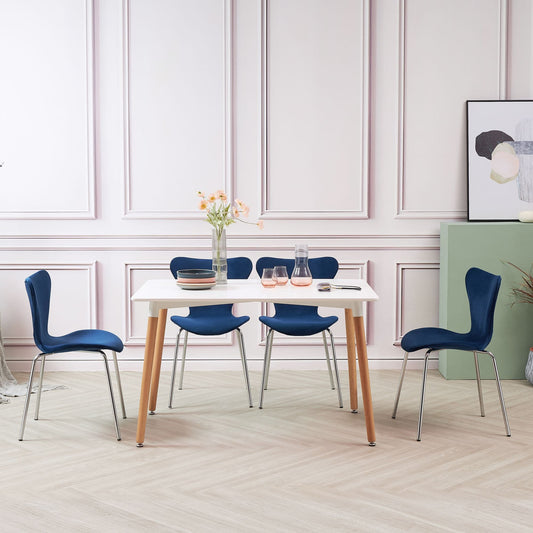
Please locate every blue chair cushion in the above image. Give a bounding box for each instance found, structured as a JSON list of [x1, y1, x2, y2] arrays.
[[401, 327, 485, 353], [41, 329, 124, 354], [169, 257, 252, 337], [171, 314, 250, 335], [259, 315, 337, 336]]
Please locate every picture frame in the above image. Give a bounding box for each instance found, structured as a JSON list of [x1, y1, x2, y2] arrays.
[[467, 100, 533, 221]]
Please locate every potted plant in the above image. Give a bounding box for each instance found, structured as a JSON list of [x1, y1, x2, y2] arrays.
[[507, 262, 533, 384]]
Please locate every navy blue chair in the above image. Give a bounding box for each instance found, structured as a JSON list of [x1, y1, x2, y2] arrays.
[[255, 257, 342, 409], [20, 270, 126, 441], [169, 257, 253, 408], [392, 267, 511, 441]]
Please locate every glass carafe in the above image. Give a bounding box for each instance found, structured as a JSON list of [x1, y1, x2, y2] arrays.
[[291, 244, 312, 286]]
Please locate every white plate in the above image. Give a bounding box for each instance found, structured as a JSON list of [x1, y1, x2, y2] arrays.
[[177, 281, 216, 290]]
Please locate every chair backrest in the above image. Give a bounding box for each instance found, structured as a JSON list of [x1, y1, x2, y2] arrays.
[[170, 256, 253, 280], [465, 267, 501, 349], [255, 257, 339, 317], [24, 270, 52, 352]]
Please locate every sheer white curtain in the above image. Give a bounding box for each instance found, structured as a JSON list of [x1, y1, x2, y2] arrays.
[[0, 326, 28, 402]]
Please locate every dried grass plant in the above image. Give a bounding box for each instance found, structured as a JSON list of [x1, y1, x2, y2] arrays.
[[507, 262, 533, 305]]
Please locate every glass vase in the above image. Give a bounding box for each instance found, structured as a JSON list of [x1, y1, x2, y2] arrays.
[[212, 228, 228, 284]]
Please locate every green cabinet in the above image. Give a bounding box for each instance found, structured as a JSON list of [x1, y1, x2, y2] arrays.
[[439, 222, 533, 379]]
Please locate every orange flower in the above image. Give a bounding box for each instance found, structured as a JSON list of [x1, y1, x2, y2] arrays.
[[216, 190, 228, 201], [257, 220, 264, 230], [198, 199, 208, 210], [235, 199, 250, 217]]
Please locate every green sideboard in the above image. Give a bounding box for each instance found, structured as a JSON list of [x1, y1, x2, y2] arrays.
[[439, 222, 533, 379]]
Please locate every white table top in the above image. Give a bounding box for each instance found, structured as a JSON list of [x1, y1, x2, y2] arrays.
[[132, 278, 378, 317]]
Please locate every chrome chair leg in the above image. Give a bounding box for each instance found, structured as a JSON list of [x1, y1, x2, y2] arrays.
[[19, 353, 41, 441], [34, 354, 46, 420], [487, 351, 511, 437], [322, 331, 335, 389], [263, 329, 274, 391], [417, 350, 431, 441], [111, 350, 127, 419], [168, 329, 183, 408], [327, 329, 343, 408], [100, 351, 121, 441], [392, 351, 409, 419], [259, 329, 274, 409], [178, 330, 189, 391], [236, 329, 253, 408], [473, 351, 485, 417]]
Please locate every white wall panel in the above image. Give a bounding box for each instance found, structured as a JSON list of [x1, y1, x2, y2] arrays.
[[262, 0, 369, 218], [0, 263, 96, 345], [124, 0, 230, 217], [0, 0, 94, 218], [394, 262, 439, 342], [398, 0, 507, 218], [1, 0, 531, 372]]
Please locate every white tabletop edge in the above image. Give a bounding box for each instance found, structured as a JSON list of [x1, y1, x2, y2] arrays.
[[131, 279, 378, 310]]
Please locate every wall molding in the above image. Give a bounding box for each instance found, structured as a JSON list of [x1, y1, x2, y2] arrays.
[[122, 0, 234, 219], [123, 262, 233, 346], [260, 0, 370, 220], [0, 0, 95, 220], [0, 262, 97, 345], [395, 0, 509, 220], [393, 261, 439, 343]]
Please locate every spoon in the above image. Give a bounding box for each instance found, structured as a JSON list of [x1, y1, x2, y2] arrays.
[[317, 282, 361, 292]]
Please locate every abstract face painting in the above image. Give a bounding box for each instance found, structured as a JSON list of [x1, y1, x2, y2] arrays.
[[467, 101, 533, 220]]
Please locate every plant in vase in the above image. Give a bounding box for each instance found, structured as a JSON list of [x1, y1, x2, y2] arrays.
[[506, 261, 533, 384], [197, 190, 263, 283]]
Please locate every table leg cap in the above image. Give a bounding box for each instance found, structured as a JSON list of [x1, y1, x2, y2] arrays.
[[351, 409, 358, 414], [369, 442, 376, 447], [136, 443, 144, 447]]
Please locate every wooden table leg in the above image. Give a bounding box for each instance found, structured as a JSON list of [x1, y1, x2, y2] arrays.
[[136, 315, 158, 447], [353, 315, 376, 446], [148, 308, 168, 414], [344, 308, 358, 412]]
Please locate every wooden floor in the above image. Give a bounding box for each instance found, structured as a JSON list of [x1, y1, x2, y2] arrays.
[[1, 369, 532, 532]]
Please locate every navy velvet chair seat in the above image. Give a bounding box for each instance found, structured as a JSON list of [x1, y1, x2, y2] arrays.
[[392, 267, 511, 441], [20, 270, 126, 441], [169, 257, 253, 408], [255, 256, 343, 409]]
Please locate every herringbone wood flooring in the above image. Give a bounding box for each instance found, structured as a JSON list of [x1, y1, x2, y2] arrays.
[[1, 369, 532, 532]]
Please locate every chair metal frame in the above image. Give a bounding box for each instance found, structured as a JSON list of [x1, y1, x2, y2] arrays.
[[19, 348, 125, 441], [256, 256, 343, 409], [260, 327, 342, 409], [392, 348, 511, 441], [168, 257, 253, 409]]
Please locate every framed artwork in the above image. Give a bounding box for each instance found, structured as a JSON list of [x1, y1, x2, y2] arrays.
[[467, 100, 533, 221]]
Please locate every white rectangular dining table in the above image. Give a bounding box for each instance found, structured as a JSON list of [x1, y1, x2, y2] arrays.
[[131, 278, 379, 447]]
